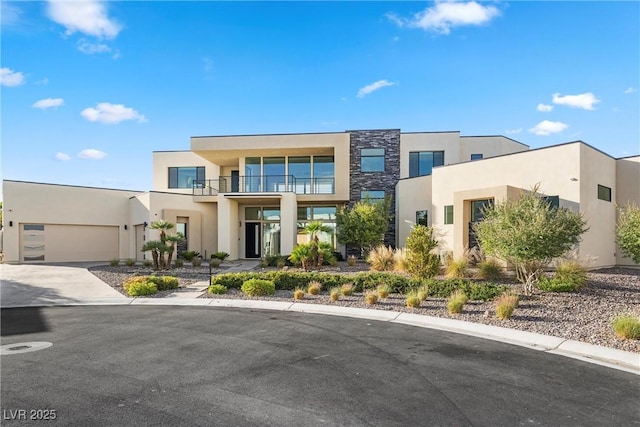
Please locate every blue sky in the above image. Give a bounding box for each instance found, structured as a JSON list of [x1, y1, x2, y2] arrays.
[[1, 1, 638, 195]]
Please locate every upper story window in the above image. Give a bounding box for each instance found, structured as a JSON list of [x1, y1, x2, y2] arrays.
[[361, 190, 385, 202], [361, 148, 385, 172], [409, 151, 444, 177], [169, 167, 205, 188], [470, 154, 483, 161], [597, 185, 611, 202]]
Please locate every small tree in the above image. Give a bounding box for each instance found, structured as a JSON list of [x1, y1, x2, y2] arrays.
[[405, 225, 440, 279], [616, 203, 640, 264], [304, 221, 332, 269], [336, 197, 393, 257], [474, 187, 588, 295], [145, 220, 183, 270]]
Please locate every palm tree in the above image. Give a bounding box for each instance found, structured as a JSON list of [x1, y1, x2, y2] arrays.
[[141, 241, 161, 270], [150, 220, 175, 244], [304, 221, 332, 268], [164, 234, 184, 268]]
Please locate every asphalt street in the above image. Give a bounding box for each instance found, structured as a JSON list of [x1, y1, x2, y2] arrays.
[[1, 306, 639, 426]]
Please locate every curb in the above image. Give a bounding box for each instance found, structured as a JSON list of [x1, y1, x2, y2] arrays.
[[2, 298, 638, 375]]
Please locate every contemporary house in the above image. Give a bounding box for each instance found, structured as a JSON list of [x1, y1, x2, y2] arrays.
[[2, 129, 638, 268]]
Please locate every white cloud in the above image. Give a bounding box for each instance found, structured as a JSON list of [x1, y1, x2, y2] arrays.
[[0, 67, 25, 87], [387, 1, 501, 34], [357, 80, 396, 98], [624, 87, 636, 94], [537, 103, 553, 112], [33, 98, 64, 109], [47, 0, 121, 39], [528, 120, 568, 136], [80, 102, 146, 124], [78, 149, 107, 159], [35, 78, 49, 85], [552, 92, 600, 110], [1, 2, 22, 26], [504, 128, 522, 134], [55, 152, 71, 161], [77, 39, 111, 54]]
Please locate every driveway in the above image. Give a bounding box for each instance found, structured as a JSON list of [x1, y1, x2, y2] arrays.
[[0, 263, 124, 307], [1, 306, 638, 426]]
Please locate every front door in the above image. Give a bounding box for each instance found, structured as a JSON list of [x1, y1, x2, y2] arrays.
[[245, 222, 261, 258], [469, 199, 493, 249]]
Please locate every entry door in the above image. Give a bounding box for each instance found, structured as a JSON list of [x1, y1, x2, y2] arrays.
[[469, 199, 493, 249], [245, 222, 261, 258], [231, 170, 240, 192]]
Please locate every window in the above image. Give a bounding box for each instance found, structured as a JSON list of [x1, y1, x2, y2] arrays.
[[409, 151, 444, 177], [444, 205, 454, 224], [169, 167, 205, 189], [263, 157, 285, 191], [597, 185, 611, 202], [470, 154, 483, 161], [245, 157, 261, 191], [361, 190, 385, 202], [416, 210, 428, 226], [296, 206, 338, 248], [543, 195, 560, 209], [361, 148, 385, 172], [313, 156, 335, 194]]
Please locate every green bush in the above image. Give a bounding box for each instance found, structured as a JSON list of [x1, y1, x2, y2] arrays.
[[405, 225, 440, 279], [241, 279, 276, 296], [125, 259, 136, 267], [123, 276, 150, 293], [174, 259, 184, 268], [555, 259, 587, 288], [110, 258, 120, 267], [148, 276, 179, 291], [127, 281, 158, 296], [612, 314, 640, 340], [142, 260, 153, 267], [422, 278, 506, 301], [537, 276, 580, 293], [476, 258, 503, 280], [181, 251, 201, 262], [208, 284, 228, 294], [212, 251, 230, 261]]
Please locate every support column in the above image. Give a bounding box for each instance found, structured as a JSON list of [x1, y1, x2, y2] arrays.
[[218, 196, 239, 260], [280, 193, 298, 255]]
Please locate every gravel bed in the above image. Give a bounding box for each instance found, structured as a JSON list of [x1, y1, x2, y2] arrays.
[[89, 264, 640, 353]]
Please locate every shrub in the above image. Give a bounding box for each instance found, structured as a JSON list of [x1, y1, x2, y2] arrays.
[[423, 278, 506, 301], [341, 283, 354, 296], [494, 292, 519, 320], [125, 259, 136, 267], [148, 276, 179, 291], [612, 314, 640, 340], [110, 258, 120, 267], [393, 248, 407, 272], [367, 245, 395, 271], [417, 285, 429, 302], [293, 288, 305, 300], [181, 251, 201, 262], [210, 258, 221, 268], [142, 260, 153, 267], [307, 281, 322, 295], [329, 287, 341, 302], [174, 259, 184, 268], [123, 276, 151, 293], [405, 225, 440, 279], [364, 290, 378, 305], [445, 258, 468, 279], [377, 284, 391, 299], [616, 203, 640, 263], [208, 284, 228, 294], [537, 276, 580, 293], [241, 279, 276, 296], [447, 290, 467, 314], [127, 281, 157, 296], [555, 259, 587, 288], [192, 258, 202, 267], [276, 258, 286, 269], [476, 258, 503, 280], [406, 291, 421, 308], [212, 251, 230, 261], [347, 255, 357, 266]]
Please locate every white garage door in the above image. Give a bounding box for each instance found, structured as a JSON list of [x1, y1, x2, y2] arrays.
[[21, 224, 119, 263]]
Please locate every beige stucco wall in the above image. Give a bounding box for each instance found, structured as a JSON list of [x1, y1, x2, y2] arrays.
[[399, 132, 461, 179], [2, 180, 142, 263], [460, 136, 529, 161], [152, 151, 220, 193], [395, 175, 433, 246], [615, 156, 640, 265]]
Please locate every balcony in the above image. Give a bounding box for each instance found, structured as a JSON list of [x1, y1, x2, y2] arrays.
[[193, 175, 335, 196]]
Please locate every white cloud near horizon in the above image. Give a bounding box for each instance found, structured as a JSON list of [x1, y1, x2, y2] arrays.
[[0, 67, 25, 86], [55, 152, 71, 161], [529, 120, 568, 136], [505, 128, 522, 134], [537, 103, 553, 112], [47, 0, 121, 39], [33, 98, 64, 109], [357, 80, 396, 98], [387, 1, 500, 34], [624, 87, 636, 94], [78, 149, 107, 159], [552, 92, 600, 110], [81, 102, 146, 124]]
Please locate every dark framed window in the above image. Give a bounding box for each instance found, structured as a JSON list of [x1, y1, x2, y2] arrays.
[[543, 195, 560, 209], [444, 205, 454, 224], [416, 210, 428, 226], [361, 148, 385, 172], [597, 185, 611, 202], [409, 151, 444, 177], [361, 190, 385, 202], [470, 154, 483, 161], [169, 166, 205, 189]]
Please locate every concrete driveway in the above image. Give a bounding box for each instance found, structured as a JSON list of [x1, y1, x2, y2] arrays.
[[0, 263, 124, 307]]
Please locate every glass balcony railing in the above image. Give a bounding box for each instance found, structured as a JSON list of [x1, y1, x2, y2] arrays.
[[193, 176, 335, 195]]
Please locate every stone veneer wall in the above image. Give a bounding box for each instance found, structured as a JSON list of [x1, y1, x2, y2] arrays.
[[347, 129, 401, 256]]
